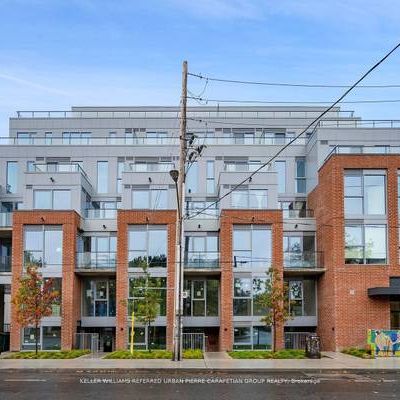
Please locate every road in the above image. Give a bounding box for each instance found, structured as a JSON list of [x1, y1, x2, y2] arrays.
[[0, 369, 399, 399]]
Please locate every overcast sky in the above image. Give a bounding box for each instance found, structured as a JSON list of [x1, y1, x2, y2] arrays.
[[1, 0, 400, 133]]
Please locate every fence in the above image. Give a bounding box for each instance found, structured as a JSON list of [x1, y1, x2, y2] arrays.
[[284, 332, 311, 350], [74, 333, 99, 353], [182, 333, 206, 351]]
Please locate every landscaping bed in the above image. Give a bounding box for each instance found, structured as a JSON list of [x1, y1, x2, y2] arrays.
[[104, 349, 203, 359], [341, 348, 374, 359], [228, 350, 306, 359], [4, 350, 90, 359]]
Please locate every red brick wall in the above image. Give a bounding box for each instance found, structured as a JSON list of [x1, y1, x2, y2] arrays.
[[116, 210, 176, 350], [219, 209, 284, 351], [308, 155, 400, 350], [10, 211, 81, 351]]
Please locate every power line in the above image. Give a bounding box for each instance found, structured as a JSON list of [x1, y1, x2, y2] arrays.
[[185, 41, 400, 220], [188, 72, 400, 89], [187, 96, 400, 105]]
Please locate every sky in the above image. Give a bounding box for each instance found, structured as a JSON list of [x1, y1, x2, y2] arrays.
[[1, 0, 400, 133]]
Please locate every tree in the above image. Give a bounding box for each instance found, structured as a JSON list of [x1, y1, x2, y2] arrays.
[[134, 261, 162, 352], [256, 266, 292, 352], [12, 266, 60, 354]]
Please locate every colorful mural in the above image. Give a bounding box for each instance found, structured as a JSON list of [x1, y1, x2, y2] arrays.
[[368, 330, 400, 357]]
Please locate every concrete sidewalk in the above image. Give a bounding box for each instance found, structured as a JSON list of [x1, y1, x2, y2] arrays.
[[0, 352, 400, 370]]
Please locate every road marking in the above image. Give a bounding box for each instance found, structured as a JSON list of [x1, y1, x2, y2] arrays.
[[4, 379, 47, 382]]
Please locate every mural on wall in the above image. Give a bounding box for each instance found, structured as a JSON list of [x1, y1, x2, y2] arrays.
[[368, 330, 400, 357]]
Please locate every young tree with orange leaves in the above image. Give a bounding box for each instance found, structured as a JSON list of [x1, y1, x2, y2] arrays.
[[12, 266, 60, 354]]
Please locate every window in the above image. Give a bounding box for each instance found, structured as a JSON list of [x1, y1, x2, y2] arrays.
[[275, 161, 286, 193], [183, 279, 219, 317], [82, 279, 116, 317], [345, 224, 387, 264], [185, 200, 219, 219], [146, 131, 168, 145], [186, 162, 198, 193], [22, 326, 61, 350], [24, 226, 62, 268], [287, 279, 316, 317], [78, 235, 117, 269], [109, 132, 117, 144], [283, 235, 316, 267], [233, 326, 271, 350], [184, 235, 219, 268], [62, 132, 91, 145], [132, 189, 167, 209], [206, 160, 215, 194], [128, 277, 166, 316], [17, 132, 35, 144], [117, 161, 124, 193], [33, 190, 71, 210], [231, 188, 267, 209], [295, 158, 306, 193], [128, 326, 166, 350], [97, 161, 108, 193], [128, 226, 167, 268], [125, 131, 137, 144], [280, 200, 309, 218], [233, 226, 271, 269], [6, 161, 18, 193], [344, 172, 386, 215], [45, 132, 53, 145], [45, 278, 62, 316], [233, 277, 268, 316]]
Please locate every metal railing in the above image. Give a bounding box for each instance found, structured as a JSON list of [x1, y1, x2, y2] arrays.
[[85, 209, 118, 219], [182, 333, 205, 351], [285, 332, 311, 350], [74, 333, 99, 353], [29, 163, 90, 181], [326, 144, 400, 162], [284, 251, 323, 269], [0, 256, 11, 272], [184, 252, 219, 269], [0, 212, 12, 227], [282, 209, 314, 218], [76, 252, 116, 270]]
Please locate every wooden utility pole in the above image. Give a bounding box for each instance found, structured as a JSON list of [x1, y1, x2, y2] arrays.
[[173, 60, 187, 361]]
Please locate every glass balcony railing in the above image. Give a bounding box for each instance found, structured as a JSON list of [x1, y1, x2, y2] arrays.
[[284, 251, 323, 269], [282, 209, 314, 218], [29, 163, 90, 181], [85, 209, 118, 219], [76, 252, 116, 270], [184, 251, 220, 269], [0, 212, 12, 227], [0, 256, 11, 272]]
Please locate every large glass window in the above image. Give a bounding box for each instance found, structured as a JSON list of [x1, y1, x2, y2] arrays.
[[128, 226, 167, 268], [186, 162, 198, 194], [206, 160, 215, 194], [97, 161, 108, 193], [33, 190, 71, 210], [117, 161, 124, 193], [128, 326, 166, 350], [184, 235, 219, 268], [233, 277, 268, 316], [128, 277, 166, 316], [233, 326, 271, 350], [275, 161, 286, 193], [132, 189, 167, 209], [82, 279, 116, 317], [344, 172, 386, 215], [295, 158, 306, 193], [183, 279, 219, 317], [286, 279, 316, 317], [24, 226, 62, 268], [345, 224, 387, 264], [283, 234, 316, 268], [22, 326, 61, 350], [6, 161, 18, 194], [62, 132, 91, 145], [233, 226, 271, 269], [231, 189, 267, 209]]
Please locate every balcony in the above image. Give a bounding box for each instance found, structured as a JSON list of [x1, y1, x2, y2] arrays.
[[284, 251, 324, 275], [184, 252, 220, 270], [76, 252, 116, 271], [282, 209, 314, 218], [85, 209, 117, 219], [0, 256, 11, 272], [0, 213, 12, 228]]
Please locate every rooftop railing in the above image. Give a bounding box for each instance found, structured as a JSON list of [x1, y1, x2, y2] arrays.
[[325, 144, 400, 162]]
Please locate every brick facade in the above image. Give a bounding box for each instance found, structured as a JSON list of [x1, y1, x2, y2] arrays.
[[308, 155, 400, 351], [219, 209, 284, 351], [10, 210, 81, 351], [116, 210, 176, 350]]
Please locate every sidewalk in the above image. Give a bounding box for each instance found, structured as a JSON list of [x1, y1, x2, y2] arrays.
[[0, 352, 400, 371]]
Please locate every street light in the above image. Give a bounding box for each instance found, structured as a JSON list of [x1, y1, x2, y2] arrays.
[[170, 169, 184, 361]]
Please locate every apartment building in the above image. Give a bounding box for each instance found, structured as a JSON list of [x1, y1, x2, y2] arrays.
[[0, 106, 399, 352]]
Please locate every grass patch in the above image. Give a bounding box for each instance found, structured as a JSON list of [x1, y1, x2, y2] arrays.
[[228, 349, 306, 359], [4, 350, 90, 359], [104, 349, 203, 359], [341, 348, 374, 359]]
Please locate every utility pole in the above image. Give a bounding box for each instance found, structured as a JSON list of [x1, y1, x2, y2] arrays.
[[173, 60, 187, 361]]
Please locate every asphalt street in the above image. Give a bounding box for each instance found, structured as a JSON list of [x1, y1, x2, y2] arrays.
[[0, 369, 399, 400]]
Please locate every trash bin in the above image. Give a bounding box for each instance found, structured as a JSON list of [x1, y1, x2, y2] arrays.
[[305, 334, 321, 359]]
